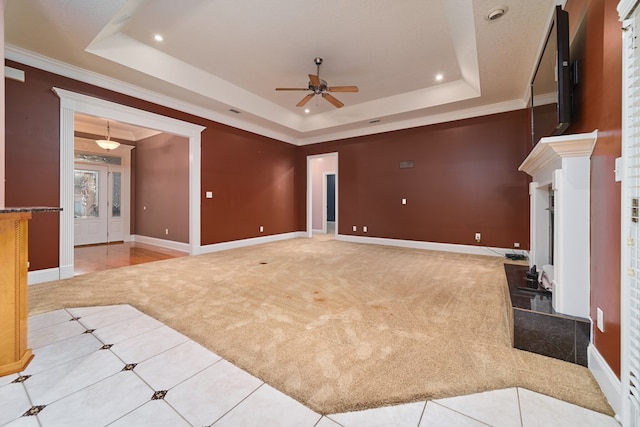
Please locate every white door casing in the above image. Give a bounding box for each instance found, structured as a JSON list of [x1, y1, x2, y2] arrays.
[[53, 88, 205, 281]]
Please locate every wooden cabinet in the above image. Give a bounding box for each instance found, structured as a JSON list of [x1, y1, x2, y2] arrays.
[[0, 211, 33, 376]]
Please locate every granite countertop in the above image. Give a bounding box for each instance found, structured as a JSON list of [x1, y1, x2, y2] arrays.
[[0, 207, 63, 213]]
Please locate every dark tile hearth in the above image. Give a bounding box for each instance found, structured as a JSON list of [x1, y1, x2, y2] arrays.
[[504, 264, 590, 366]]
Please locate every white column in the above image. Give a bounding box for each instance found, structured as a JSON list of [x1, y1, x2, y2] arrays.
[[59, 100, 76, 279], [552, 157, 592, 318]]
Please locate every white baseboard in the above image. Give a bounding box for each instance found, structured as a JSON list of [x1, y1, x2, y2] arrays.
[[200, 232, 306, 254], [335, 234, 529, 258], [28, 233, 525, 284], [588, 344, 621, 417], [28, 267, 61, 285], [131, 234, 190, 253]]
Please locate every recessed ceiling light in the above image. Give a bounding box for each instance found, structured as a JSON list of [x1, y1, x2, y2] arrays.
[[435, 73, 444, 81], [304, 108, 310, 114], [153, 34, 164, 42], [486, 6, 508, 21]]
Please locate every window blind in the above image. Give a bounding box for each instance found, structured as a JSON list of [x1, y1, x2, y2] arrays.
[[623, 6, 640, 425]]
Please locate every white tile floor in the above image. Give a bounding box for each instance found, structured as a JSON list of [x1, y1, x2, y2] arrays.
[[0, 304, 620, 427]]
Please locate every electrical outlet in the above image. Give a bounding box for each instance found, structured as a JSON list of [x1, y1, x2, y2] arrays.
[[363, 226, 368, 233], [475, 232, 481, 242], [597, 307, 604, 332], [259, 226, 264, 232], [514, 242, 520, 248], [352, 225, 357, 232], [165, 228, 169, 235]]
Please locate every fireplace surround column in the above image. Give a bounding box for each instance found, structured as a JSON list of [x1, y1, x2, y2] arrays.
[[519, 130, 597, 319]]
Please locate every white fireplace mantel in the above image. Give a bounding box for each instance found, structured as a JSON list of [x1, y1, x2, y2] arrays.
[[518, 130, 598, 319]]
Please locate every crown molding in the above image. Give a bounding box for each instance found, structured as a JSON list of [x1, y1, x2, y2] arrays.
[[5, 45, 298, 145], [297, 98, 527, 145], [7, 45, 529, 147]]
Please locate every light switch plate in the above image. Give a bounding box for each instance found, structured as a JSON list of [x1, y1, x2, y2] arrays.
[[205, 191, 213, 199], [615, 157, 622, 182], [597, 307, 604, 332]]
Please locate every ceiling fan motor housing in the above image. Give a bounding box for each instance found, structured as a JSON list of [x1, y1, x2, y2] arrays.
[[309, 79, 328, 94]]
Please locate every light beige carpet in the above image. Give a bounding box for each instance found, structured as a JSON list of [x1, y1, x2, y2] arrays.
[[28, 237, 613, 416]]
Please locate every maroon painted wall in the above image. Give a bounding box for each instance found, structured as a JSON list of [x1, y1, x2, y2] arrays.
[[5, 62, 61, 270], [5, 60, 298, 269], [297, 110, 531, 249], [565, 0, 622, 377], [6, 60, 530, 270], [135, 133, 189, 243], [201, 125, 297, 243]]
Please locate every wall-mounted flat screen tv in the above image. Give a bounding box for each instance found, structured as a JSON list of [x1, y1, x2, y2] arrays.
[[531, 5, 571, 146]]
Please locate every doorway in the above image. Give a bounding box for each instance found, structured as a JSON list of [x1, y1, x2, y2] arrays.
[[306, 153, 338, 237], [325, 173, 336, 234], [53, 88, 205, 282]]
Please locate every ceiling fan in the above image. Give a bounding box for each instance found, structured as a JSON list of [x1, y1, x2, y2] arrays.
[[275, 57, 359, 108]]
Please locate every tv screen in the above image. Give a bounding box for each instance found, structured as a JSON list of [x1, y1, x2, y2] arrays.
[[531, 6, 571, 145]]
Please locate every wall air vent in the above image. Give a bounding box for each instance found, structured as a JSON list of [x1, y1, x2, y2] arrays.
[[399, 160, 415, 169], [229, 109, 241, 114]]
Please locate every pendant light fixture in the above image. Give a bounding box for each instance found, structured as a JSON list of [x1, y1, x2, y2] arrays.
[[95, 121, 120, 150]]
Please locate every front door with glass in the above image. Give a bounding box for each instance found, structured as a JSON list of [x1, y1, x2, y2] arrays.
[[74, 164, 123, 246]]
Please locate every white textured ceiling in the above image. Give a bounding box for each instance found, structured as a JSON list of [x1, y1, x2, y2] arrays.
[[4, 0, 557, 145]]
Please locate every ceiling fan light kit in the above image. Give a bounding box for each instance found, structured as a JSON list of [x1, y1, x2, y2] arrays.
[[276, 57, 358, 108]]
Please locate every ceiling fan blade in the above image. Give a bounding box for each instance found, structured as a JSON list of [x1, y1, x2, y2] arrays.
[[308, 74, 321, 87], [275, 87, 309, 91], [322, 93, 344, 108], [296, 93, 315, 107], [327, 86, 359, 93]]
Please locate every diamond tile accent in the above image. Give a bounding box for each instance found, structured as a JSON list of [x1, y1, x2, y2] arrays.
[[12, 375, 31, 384], [151, 390, 168, 400], [122, 363, 137, 371], [22, 405, 46, 416], [100, 344, 114, 350]]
